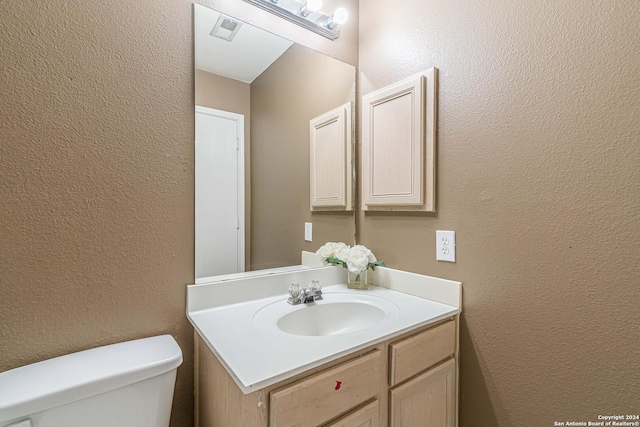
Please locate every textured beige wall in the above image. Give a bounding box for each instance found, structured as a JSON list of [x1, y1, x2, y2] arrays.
[[0, 1, 357, 426], [195, 69, 252, 268], [0, 1, 195, 425], [250, 44, 357, 270], [358, 0, 640, 425]]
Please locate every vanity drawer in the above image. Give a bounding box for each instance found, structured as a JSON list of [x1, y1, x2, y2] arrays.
[[389, 320, 455, 386], [270, 350, 381, 427]]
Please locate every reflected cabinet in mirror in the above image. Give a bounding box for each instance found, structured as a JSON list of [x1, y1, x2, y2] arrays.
[[194, 4, 356, 282]]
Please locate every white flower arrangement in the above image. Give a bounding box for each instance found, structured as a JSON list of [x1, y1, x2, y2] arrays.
[[316, 242, 385, 273]]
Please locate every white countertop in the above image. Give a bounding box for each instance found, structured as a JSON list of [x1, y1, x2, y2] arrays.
[[187, 266, 461, 394]]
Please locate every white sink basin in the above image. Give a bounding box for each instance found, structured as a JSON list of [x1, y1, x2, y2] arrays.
[[253, 293, 399, 337]]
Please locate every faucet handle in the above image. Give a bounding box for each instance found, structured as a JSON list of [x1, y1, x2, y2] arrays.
[[309, 280, 322, 293], [288, 283, 301, 299]]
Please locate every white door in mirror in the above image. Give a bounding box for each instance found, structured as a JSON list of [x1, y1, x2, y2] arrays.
[[195, 107, 245, 278], [436, 230, 456, 262]]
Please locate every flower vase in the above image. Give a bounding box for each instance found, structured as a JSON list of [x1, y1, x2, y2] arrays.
[[347, 269, 368, 290]]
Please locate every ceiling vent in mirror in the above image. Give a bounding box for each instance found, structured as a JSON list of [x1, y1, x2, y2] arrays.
[[211, 15, 243, 42]]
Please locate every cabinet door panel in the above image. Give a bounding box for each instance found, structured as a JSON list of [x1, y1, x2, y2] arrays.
[[362, 68, 437, 212], [325, 400, 379, 427], [310, 102, 353, 210], [390, 359, 456, 427]]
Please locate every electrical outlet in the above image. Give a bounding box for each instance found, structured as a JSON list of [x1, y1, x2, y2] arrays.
[[304, 222, 312, 242], [436, 230, 456, 262]]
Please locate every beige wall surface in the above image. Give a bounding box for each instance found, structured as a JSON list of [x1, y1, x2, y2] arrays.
[[0, 1, 357, 426], [359, 0, 640, 426], [250, 44, 357, 270], [195, 69, 251, 116]]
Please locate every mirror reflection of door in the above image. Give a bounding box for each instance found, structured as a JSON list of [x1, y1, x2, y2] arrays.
[[195, 107, 245, 279]]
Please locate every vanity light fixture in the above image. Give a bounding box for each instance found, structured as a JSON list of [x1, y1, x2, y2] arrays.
[[242, 0, 348, 40]]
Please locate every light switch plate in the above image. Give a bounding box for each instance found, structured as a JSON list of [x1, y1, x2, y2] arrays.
[[304, 222, 312, 242], [436, 230, 455, 262]]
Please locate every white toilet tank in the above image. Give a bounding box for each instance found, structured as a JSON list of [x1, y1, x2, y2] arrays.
[[0, 335, 182, 427]]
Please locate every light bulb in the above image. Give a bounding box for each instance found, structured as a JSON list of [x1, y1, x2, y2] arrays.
[[300, 0, 322, 16], [332, 7, 348, 25], [306, 0, 322, 12]]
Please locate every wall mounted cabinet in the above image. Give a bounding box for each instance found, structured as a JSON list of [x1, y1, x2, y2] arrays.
[[362, 69, 437, 212], [310, 102, 353, 211]]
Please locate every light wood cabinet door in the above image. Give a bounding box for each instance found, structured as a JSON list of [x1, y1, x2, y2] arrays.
[[310, 102, 353, 211], [361, 68, 437, 212], [325, 400, 379, 427], [390, 359, 456, 427]]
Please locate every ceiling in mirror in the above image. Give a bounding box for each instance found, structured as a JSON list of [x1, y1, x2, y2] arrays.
[[194, 7, 293, 83]]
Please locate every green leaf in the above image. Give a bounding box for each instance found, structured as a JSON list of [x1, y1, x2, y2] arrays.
[[368, 260, 386, 270], [326, 257, 346, 268]]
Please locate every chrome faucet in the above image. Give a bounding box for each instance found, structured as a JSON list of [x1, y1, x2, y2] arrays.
[[288, 281, 323, 305]]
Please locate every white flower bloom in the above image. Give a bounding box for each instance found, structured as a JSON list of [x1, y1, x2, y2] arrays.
[[346, 245, 373, 273], [317, 242, 381, 272], [333, 242, 350, 262], [367, 251, 377, 263], [316, 242, 338, 259]]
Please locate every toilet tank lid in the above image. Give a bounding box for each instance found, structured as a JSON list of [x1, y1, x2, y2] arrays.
[[0, 334, 183, 423]]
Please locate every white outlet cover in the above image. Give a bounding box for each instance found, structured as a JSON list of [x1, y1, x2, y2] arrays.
[[436, 230, 455, 262], [304, 222, 312, 242]]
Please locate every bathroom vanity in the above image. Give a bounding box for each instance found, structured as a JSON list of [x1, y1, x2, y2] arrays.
[[187, 264, 461, 427]]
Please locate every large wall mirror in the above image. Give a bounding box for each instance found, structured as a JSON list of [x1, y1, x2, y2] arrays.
[[194, 4, 356, 282]]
